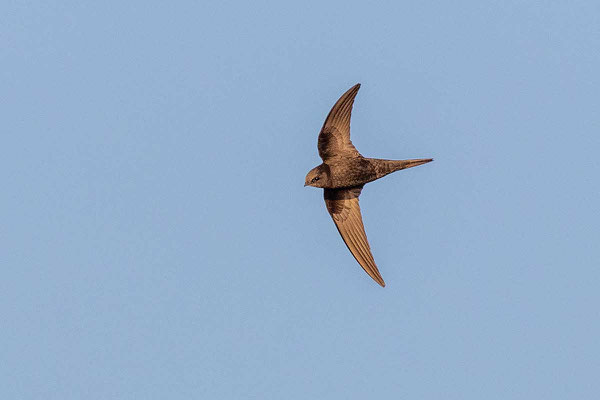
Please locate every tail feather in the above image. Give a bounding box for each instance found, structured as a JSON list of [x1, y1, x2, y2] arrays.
[[372, 158, 433, 179]]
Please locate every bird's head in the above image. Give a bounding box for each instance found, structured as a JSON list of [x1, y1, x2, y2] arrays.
[[304, 164, 329, 188]]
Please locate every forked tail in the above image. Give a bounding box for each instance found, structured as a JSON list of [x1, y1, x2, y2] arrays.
[[372, 158, 433, 179]]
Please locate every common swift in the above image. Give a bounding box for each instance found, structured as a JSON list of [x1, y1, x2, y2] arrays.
[[305, 83, 432, 287]]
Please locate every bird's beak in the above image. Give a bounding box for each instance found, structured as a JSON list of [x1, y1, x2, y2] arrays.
[[397, 158, 434, 170]]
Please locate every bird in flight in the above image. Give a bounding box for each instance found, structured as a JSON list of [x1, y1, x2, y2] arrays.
[[305, 83, 432, 287]]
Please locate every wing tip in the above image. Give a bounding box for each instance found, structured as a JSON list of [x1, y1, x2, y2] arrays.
[[373, 275, 386, 287]]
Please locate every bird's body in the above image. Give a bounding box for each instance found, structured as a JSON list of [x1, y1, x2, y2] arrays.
[[308, 157, 431, 189], [305, 83, 432, 287]]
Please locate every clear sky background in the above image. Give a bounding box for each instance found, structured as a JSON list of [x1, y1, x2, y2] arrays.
[[2, 1, 599, 399]]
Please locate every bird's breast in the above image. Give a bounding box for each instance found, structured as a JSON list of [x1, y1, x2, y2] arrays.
[[326, 159, 377, 188]]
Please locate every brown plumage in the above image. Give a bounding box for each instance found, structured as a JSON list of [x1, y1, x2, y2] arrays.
[[305, 83, 432, 287]]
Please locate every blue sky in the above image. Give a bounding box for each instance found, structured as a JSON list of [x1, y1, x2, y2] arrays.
[[2, 1, 599, 399]]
